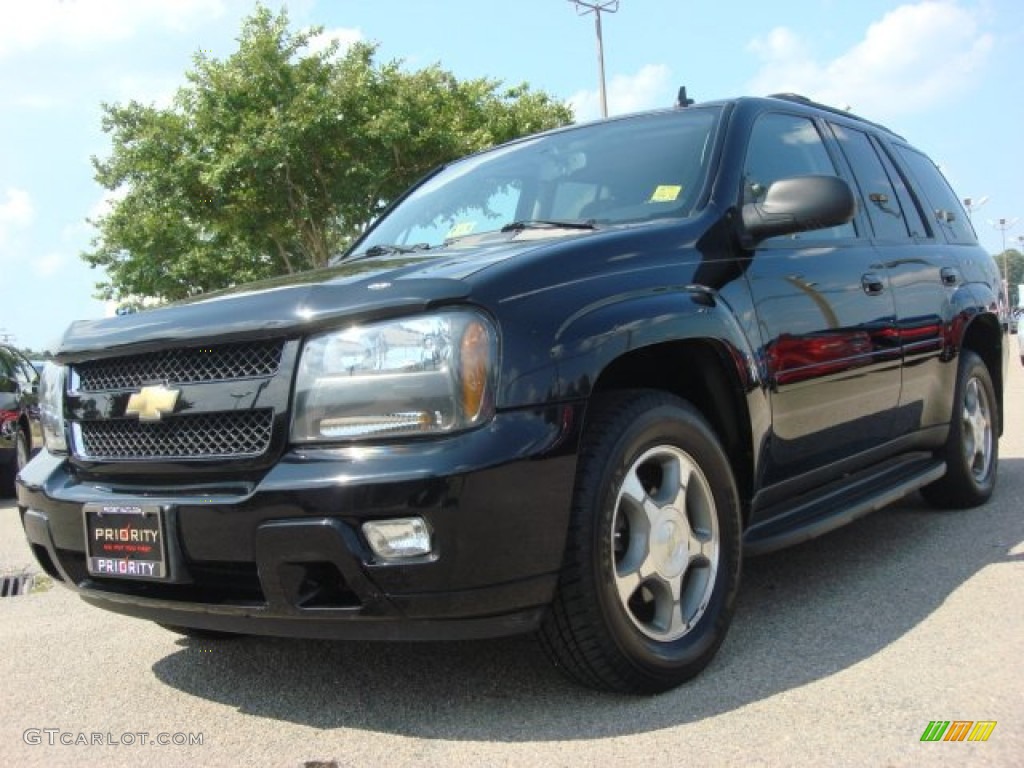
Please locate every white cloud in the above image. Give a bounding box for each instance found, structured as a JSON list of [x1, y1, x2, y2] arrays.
[[747, 1, 993, 118], [0, 0, 229, 57], [34, 252, 65, 277], [306, 27, 364, 57], [111, 73, 183, 109], [569, 63, 673, 122], [87, 187, 127, 223], [7, 93, 62, 109], [0, 187, 34, 252]]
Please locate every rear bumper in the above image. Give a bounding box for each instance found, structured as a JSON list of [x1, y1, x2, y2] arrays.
[[17, 406, 580, 640]]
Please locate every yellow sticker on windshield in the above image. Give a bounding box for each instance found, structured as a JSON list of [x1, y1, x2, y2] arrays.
[[650, 185, 682, 203], [446, 222, 476, 239]]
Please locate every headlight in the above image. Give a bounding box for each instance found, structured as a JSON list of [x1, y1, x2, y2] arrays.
[[291, 310, 497, 442], [39, 362, 68, 454]]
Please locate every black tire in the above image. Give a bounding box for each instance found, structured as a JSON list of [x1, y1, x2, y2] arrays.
[[15, 428, 29, 474], [0, 428, 28, 498], [158, 624, 243, 640], [0, 462, 13, 499], [921, 350, 998, 509], [539, 390, 742, 694]]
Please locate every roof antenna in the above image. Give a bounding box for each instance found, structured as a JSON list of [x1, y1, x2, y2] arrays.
[[675, 86, 694, 108]]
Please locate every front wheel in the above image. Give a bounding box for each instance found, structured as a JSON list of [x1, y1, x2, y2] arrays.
[[540, 391, 742, 694], [921, 350, 998, 508]]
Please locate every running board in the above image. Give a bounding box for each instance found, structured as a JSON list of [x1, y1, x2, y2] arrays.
[[743, 455, 946, 556]]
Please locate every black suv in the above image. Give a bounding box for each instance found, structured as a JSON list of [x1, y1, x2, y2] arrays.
[[18, 95, 1004, 693], [1, 344, 40, 497]]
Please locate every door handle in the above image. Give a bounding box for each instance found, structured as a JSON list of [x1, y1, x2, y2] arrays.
[[861, 273, 885, 295], [940, 266, 959, 286]]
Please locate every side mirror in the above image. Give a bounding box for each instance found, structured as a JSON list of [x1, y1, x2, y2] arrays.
[[741, 175, 856, 246]]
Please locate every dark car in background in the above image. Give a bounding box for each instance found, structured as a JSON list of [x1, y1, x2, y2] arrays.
[[0, 344, 41, 497]]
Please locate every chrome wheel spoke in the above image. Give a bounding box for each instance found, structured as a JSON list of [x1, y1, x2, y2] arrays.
[[962, 377, 992, 478], [615, 568, 643, 605], [690, 527, 714, 567], [620, 471, 647, 508]]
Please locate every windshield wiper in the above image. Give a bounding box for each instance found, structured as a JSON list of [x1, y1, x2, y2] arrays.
[[344, 242, 433, 261], [500, 219, 598, 233], [362, 242, 432, 257]]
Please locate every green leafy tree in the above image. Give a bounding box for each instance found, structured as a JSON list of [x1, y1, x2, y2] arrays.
[[85, 6, 572, 305], [997, 249, 1024, 304]]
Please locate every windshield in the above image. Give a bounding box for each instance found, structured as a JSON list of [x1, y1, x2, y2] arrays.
[[346, 106, 721, 257]]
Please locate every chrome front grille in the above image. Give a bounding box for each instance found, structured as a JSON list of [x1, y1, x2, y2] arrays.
[[76, 410, 274, 460], [74, 341, 283, 391], [68, 340, 292, 464]]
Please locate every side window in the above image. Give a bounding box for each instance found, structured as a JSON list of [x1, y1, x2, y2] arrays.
[[829, 123, 910, 241], [0, 349, 14, 394], [11, 352, 37, 388], [892, 145, 975, 244], [743, 113, 856, 240], [874, 138, 928, 238]]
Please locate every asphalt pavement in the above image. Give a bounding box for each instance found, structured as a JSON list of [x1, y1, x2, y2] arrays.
[[1, 358, 1022, 767]]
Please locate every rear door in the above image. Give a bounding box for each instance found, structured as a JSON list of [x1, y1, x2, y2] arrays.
[[883, 140, 990, 433]]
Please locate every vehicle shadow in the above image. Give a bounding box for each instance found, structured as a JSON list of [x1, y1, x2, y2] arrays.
[[151, 458, 1024, 741]]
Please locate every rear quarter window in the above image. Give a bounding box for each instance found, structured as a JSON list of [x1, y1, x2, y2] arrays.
[[891, 145, 976, 245]]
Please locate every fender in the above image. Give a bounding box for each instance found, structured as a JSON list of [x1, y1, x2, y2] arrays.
[[549, 284, 760, 397], [952, 274, 1006, 432], [500, 282, 770, 479]]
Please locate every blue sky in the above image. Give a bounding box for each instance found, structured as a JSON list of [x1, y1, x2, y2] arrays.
[[1, 0, 1021, 352]]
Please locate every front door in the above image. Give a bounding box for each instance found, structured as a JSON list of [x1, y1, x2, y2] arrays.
[[740, 112, 902, 485]]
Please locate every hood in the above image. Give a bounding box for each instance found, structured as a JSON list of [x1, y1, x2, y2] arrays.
[[54, 239, 556, 360]]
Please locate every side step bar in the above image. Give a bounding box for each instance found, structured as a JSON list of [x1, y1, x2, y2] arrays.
[[743, 454, 946, 556]]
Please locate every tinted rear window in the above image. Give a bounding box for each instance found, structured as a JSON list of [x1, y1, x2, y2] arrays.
[[892, 145, 976, 244]]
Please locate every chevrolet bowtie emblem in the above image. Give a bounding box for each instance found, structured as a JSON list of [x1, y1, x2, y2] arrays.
[[125, 385, 180, 422]]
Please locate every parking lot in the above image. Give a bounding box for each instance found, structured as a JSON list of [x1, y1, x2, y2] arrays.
[[1, 363, 1022, 768]]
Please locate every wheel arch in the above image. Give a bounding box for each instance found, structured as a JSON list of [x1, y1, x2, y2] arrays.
[[588, 338, 757, 520], [960, 312, 1004, 436], [17, 413, 33, 450]]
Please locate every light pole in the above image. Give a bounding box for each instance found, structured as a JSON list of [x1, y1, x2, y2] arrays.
[[567, 1, 620, 118], [962, 195, 988, 222], [1015, 234, 1024, 308], [990, 217, 1019, 311]]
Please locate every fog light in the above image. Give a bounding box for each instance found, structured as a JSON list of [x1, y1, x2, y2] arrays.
[[362, 518, 432, 560]]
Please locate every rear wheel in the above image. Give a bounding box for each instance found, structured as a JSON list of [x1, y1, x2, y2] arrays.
[[921, 350, 998, 508], [540, 391, 742, 694]]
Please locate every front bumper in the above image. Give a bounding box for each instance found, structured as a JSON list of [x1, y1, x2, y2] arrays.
[[17, 406, 580, 640]]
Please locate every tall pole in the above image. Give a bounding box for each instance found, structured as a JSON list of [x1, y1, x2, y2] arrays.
[[594, 9, 607, 118], [1017, 235, 1024, 308], [568, 1, 620, 118], [991, 217, 1018, 313], [962, 195, 988, 222]]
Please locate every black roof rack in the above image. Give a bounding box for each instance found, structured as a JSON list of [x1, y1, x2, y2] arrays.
[[767, 93, 904, 140]]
